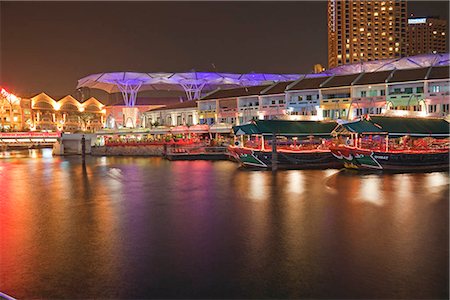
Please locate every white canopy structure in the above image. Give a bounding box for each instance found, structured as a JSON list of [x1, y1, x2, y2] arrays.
[[327, 53, 449, 75], [77, 72, 301, 106]]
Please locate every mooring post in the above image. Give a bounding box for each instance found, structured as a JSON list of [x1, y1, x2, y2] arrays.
[[271, 132, 278, 171], [81, 134, 86, 161]]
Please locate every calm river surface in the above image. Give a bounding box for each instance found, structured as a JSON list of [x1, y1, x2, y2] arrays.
[[0, 149, 448, 299]]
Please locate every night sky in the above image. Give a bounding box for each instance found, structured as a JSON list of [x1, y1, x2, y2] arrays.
[[1, 1, 449, 99]]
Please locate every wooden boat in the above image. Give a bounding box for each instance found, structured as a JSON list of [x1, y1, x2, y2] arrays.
[[330, 115, 449, 171], [229, 120, 343, 169]]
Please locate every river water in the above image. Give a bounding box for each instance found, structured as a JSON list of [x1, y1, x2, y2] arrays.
[[0, 149, 448, 299]]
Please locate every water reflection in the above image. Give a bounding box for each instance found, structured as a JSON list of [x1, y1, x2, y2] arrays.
[[0, 150, 448, 299]]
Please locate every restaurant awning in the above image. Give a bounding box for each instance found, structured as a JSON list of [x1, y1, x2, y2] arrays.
[[187, 124, 210, 133], [149, 126, 171, 134], [333, 116, 450, 137], [170, 126, 190, 134]]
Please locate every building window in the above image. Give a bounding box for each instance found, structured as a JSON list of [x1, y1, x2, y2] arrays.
[[404, 87, 413, 94], [361, 91, 367, 97], [428, 104, 437, 113], [431, 85, 440, 93], [416, 87, 424, 93], [380, 90, 386, 96]]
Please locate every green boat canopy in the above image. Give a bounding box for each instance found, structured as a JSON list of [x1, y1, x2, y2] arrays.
[[335, 116, 450, 137], [233, 120, 338, 136]]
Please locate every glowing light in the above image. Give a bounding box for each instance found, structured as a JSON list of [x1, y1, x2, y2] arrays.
[[79, 107, 85, 112], [249, 172, 268, 201], [359, 176, 384, 206], [287, 171, 304, 195]]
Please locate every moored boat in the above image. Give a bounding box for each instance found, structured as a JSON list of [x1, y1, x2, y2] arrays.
[[229, 120, 343, 169], [330, 115, 449, 171]]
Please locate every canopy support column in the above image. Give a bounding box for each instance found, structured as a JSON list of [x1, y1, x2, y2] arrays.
[[179, 79, 207, 101], [115, 81, 143, 107]]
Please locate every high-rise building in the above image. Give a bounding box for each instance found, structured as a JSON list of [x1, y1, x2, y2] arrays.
[[407, 17, 447, 56], [328, 0, 408, 69]]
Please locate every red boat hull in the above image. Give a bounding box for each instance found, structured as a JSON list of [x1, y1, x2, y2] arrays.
[[330, 146, 449, 171]]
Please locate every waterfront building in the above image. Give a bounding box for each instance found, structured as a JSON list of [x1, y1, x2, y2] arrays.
[[426, 66, 450, 116], [328, 0, 407, 68], [197, 98, 218, 125], [198, 65, 450, 123], [385, 68, 428, 111], [258, 82, 291, 120], [236, 87, 268, 124], [199, 86, 272, 125], [0, 88, 32, 130], [285, 77, 326, 119], [319, 73, 360, 119], [29, 93, 106, 132], [349, 71, 389, 119], [144, 100, 199, 127], [407, 17, 447, 56], [104, 99, 174, 129]]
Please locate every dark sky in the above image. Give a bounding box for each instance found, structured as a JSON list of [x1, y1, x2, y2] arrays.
[[1, 1, 449, 98]]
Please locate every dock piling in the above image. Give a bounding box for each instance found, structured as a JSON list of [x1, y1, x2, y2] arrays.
[[271, 133, 278, 171]]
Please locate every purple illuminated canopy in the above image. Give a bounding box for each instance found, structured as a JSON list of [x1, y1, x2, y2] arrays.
[[77, 72, 302, 106]]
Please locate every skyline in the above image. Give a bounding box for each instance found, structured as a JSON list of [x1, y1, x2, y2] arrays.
[[1, 1, 449, 97]]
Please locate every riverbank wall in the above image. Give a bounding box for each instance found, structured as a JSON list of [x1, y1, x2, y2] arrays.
[[91, 145, 164, 156]]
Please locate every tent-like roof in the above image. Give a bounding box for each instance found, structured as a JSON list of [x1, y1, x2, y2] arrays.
[[233, 120, 338, 136], [335, 116, 450, 137], [77, 72, 301, 94], [326, 53, 449, 75]]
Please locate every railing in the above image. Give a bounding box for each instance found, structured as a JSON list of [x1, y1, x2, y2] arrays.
[[352, 96, 385, 102], [387, 93, 424, 100], [238, 106, 259, 111], [358, 138, 449, 152], [261, 104, 284, 108], [427, 91, 450, 97], [321, 98, 351, 104]]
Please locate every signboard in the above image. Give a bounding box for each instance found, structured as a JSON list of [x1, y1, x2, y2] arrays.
[[0, 132, 61, 138], [408, 18, 427, 24]]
